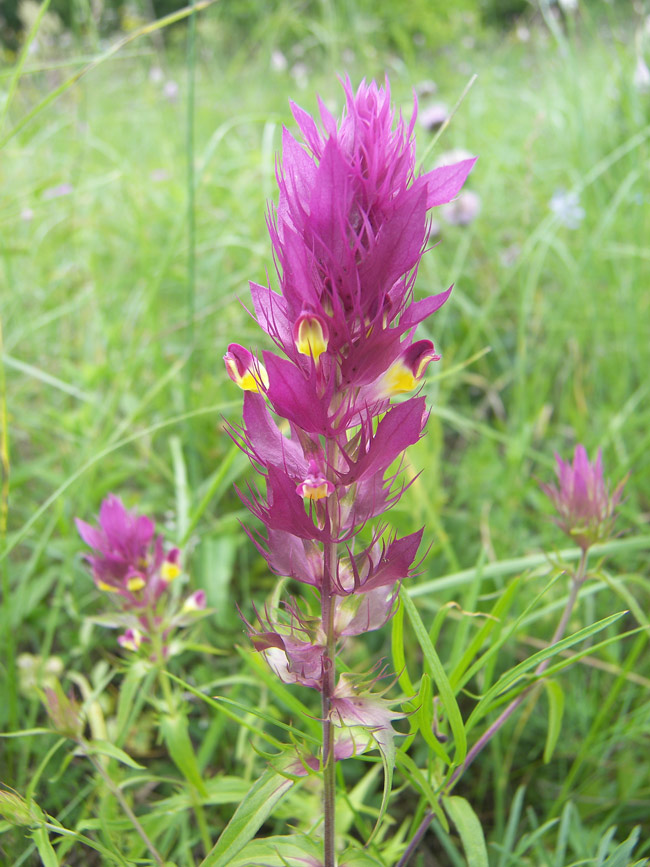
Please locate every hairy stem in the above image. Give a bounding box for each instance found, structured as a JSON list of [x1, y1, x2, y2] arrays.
[[397, 548, 590, 867], [321, 537, 337, 867]]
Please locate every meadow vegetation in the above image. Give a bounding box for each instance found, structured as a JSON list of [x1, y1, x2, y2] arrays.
[[1, 1, 649, 864]]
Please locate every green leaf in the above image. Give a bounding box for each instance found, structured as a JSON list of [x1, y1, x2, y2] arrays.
[[166, 672, 285, 750], [466, 610, 627, 732], [160, 712, 208, 796], [85, 740, 144, 769], [392, 600, 416, 697], [449, 575, 521, 690], [444, 795, 489, 867], [150, 776, 251, 815], [239, 648, 321, 736], [199, 769, 297, 867], [170, 436, 190, 542], [225, 834, 323, 866], [32, 826, 59, 867], [416, 673, 451, 764], [115, 659, 155, 745], [401, 590, 467, 763], [340, 846, 386, 866], [396, 750, 449, 832], [543, 681, 565, 764], [199, 535, 238, 627], [366, 726, 396, 845]]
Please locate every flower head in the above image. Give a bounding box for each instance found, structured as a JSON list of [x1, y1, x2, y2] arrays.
[[76, 494, 179, 605], [540, 445, 626, 550], [77, 495, 209, 655], [228, 78, 475, 778]]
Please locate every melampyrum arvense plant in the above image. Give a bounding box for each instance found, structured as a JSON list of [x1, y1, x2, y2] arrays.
[[224, 76, 475, 866]]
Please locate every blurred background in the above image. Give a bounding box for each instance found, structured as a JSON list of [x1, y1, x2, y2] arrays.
[[1, 0, 650, 862]]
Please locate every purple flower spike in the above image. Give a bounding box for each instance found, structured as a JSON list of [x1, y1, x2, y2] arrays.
[[228, 77, 475, 860], [540, 445, 626, 551], [77, 495, 208, 654]]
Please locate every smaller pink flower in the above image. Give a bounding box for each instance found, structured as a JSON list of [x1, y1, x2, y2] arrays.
[[540, 445, 626, 551], [296, 459, 335, 501]]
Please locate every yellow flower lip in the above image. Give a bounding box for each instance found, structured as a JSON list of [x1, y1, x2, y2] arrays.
[[161, 561, 181, 583], [224, 343, 269, 392], [294, 313, 329, 362], [296, 460, 334, 500], [380, 340, 440, 397], [301, 481, 332, 500], [127, 576, 146, 592]]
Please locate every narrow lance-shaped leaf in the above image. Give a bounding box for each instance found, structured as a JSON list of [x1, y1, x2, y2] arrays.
[[444, 795, 489, 867], [401, 590, 467, 764], [543, 680, 565, 765]]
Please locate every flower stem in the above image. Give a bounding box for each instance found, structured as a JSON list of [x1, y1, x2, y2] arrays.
[[321, 537, 337, 867], [397, 548, 590, 867]]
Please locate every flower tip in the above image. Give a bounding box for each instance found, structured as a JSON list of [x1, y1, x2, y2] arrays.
[[118, 628, 142, 652], [161, 560, 182, 583], [182, 590, 207, 613], [224, 343, 269, 392], [380, 340, 440, 397]]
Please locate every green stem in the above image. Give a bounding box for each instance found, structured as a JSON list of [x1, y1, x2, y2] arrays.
[[321, 537, 337, 867]]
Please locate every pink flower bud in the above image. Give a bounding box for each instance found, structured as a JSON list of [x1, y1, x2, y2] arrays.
[[224, 343, 269, 392], [379, 340, 440, 397], [118, 628, 143, 651], [182, 590, 206, 613], [540, 445, 626, 551]]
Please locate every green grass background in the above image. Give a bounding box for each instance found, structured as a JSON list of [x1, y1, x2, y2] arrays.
[[1, 0, 650, 863]]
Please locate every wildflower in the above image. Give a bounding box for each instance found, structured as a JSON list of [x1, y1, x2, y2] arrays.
[[540, 445, 626, 551], [228, 78, 474, 861], [117, 627, 143, 652], [379, 340, 440, 397], [296, 460, 335, 500], [76, 494, 178, 604], [549, 188, 585, 229], [77, 495, 208, 655], [181, 589, 206, 613]]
